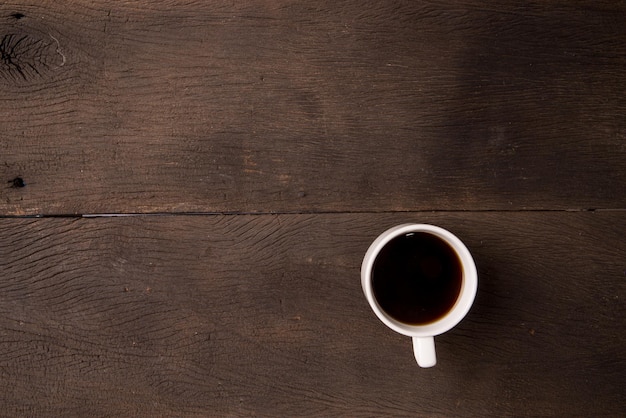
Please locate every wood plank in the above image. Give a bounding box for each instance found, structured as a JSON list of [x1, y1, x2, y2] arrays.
[[1, 1, 625, 215], [0, 212, 623, 416]]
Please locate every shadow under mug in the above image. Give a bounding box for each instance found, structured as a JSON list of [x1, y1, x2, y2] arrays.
[[361, 224, 477, 367]]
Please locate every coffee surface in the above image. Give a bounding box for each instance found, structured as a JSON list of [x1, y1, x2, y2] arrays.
[[372, 232, 462, 325]]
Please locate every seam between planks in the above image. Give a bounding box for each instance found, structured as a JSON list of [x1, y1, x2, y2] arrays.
[[0, 208, 624, 219]]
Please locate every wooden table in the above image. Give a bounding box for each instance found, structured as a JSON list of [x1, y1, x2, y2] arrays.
[[1, 1, 624, 416]]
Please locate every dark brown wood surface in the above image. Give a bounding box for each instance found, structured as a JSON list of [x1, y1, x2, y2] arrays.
[[1, 0, 625, 214], [0, 213, 624, 417], [0, 1, 625, 417]]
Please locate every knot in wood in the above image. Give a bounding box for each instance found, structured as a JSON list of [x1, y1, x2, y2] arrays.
[[0, 31, 61, 83]]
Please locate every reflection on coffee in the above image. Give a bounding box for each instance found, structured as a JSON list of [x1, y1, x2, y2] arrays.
[[372, 232, 462, 325]]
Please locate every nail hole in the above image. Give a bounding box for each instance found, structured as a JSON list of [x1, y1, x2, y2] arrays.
[[10, 12, 25, 20], [9, 177, 25, 188]]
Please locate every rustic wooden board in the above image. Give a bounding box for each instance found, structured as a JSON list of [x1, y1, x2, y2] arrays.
[[1, 1, 625, 215], [0, 212, 623, 416]]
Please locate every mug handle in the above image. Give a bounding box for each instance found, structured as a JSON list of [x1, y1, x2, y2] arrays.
[[413, 336, 437, 367]]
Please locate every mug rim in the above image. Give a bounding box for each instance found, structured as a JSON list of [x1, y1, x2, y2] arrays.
[[361, 224, 478, 338]]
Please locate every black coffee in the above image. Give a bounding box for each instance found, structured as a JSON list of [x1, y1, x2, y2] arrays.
[[372, 232, 462, 325]]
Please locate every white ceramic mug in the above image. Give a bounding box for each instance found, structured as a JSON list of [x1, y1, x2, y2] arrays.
[[361, 224, 477, 367]]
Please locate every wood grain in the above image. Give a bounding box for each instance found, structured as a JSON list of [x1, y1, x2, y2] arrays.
[[0, 1, 625, 215], [0, 1, 624, 417], [0, 213, 623, 416]]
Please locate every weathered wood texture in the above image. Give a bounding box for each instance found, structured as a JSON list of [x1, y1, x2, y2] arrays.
[[1, 1, 625, 215], [0, 213, 624, 416], [0, 1, 624, 417]]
